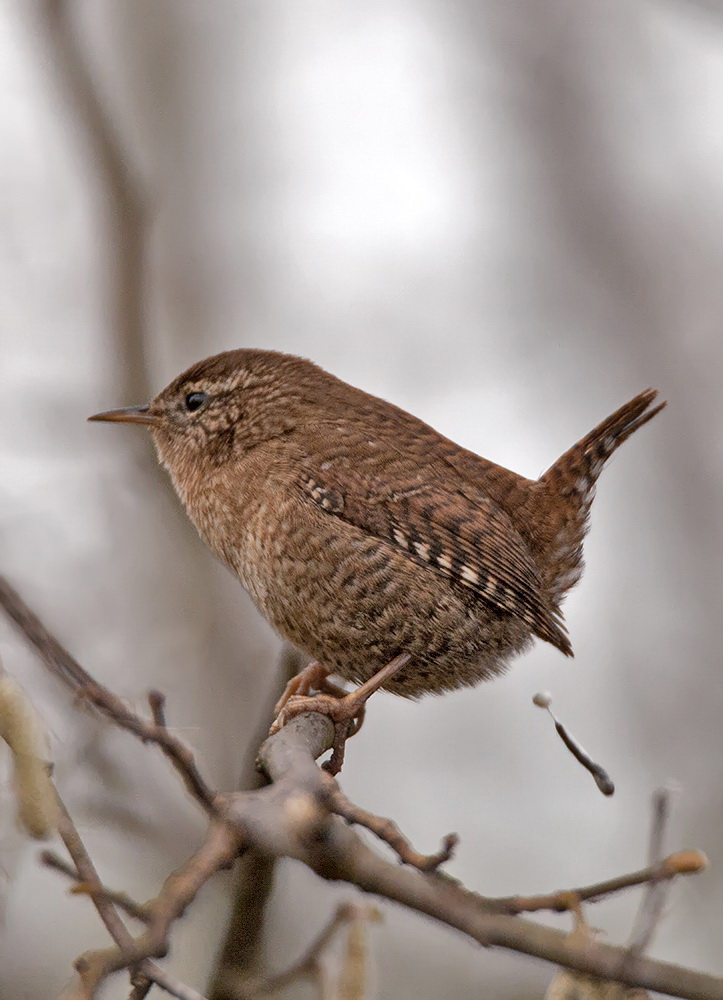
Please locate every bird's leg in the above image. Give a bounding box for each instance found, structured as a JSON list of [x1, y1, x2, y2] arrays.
[[274, 660, 348, 717], [269, 653, 411, 774]]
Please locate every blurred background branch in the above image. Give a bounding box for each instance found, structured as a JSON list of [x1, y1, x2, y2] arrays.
[[38, 0, 148, 399]]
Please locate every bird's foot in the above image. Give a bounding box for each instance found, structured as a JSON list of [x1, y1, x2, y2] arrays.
[[269, 653, 411, 774], [273, 660, 348, 717]]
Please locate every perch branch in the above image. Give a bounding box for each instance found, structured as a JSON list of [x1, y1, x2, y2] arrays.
[[207, 646, 306, 1000]]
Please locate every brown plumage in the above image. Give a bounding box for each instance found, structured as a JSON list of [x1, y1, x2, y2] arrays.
[[89, 350, 665, 697]]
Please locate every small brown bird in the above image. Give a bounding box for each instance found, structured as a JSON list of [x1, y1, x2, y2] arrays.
[[89, 350, 664, 758]]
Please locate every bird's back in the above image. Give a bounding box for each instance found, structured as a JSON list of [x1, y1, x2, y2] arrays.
[[298, 374, 664, 631]]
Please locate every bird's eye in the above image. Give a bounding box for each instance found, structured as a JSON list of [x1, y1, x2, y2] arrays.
[[185, 391, 207, 412]]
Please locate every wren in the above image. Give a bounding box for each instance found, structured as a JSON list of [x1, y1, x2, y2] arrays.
[[89, 350, 664, 702]]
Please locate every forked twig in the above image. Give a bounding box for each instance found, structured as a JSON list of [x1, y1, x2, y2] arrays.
[[72, 822, 242, 998]]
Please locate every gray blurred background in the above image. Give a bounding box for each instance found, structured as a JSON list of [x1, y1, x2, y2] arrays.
[[1, 1, 722, 997]]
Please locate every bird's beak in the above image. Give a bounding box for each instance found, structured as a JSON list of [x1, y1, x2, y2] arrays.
[[87, 405, 158, 426]]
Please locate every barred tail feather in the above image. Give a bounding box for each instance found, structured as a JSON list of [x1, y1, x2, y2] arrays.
[[542, 389, 665, 496], [538, 389, 666, 606]]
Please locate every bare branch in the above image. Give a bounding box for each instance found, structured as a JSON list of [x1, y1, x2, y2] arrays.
[[252, 721, 720, 1000], [207, 646, 305, 999], [0, 576, 97, 694]]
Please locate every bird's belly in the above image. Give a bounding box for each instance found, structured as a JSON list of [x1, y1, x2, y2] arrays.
[[234, 509, 533, 698]]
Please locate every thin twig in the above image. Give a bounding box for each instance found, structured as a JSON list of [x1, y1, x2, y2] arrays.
[[79, 683, 221, 813], [0, 576, 97, 694], [149, 690, 168, 728], [649, 785, 676, 865], [239, 902, 378, 998], [626, 784, 682, 966], [321, 771, 458, 872], [56, 797, 139, 966], [41, 850, 150, 923], [127, 977, 154, 1000], [492, 851, 708, 915], [133, 971, 210, 1000], [0, 575, 219, 813], [533, 692, 614, 796]]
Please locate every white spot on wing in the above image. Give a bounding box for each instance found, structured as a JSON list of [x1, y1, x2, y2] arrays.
[[414, 541, 430, 561], [393, 528, 408, 548]]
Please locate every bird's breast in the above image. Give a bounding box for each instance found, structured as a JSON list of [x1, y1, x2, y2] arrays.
[[174, 455, 299, 610]]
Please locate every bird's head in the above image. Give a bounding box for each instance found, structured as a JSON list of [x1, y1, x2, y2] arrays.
[[88, 349, 333, 479]]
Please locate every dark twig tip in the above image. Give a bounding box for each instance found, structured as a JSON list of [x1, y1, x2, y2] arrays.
[[416, 832, 460, 873], [148, 689, 168, 728], [594, 771, 615, 797]]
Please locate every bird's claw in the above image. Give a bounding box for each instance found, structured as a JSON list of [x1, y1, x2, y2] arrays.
[[268, 653, 411, 774], [273, 661, 348, 717]]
